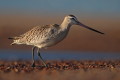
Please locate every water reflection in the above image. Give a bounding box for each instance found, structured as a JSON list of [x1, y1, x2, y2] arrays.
[[0, 50, 120, 60]]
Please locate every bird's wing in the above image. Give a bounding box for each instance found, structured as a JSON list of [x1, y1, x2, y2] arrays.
[[13, 24, 60, 44]]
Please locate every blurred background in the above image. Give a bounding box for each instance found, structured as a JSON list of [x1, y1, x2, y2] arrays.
[[0, 0, 120, 60]]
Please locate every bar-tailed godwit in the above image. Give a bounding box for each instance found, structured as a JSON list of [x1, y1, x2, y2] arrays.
[[9, 15, 104, 67]]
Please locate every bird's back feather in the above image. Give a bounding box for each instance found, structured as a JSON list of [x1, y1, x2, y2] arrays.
[[9, 24, 60, 46]]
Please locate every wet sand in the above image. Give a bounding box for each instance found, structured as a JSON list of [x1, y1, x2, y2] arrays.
[[0, 60, 120, 80]]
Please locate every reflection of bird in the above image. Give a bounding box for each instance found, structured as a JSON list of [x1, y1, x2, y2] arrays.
[[9, 15, 104, 67]]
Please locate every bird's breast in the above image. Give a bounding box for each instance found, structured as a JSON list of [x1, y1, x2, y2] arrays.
[[44, 29, 69, 47]]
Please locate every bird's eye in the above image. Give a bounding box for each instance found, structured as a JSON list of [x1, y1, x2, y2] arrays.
[[71, 18, 75, 20]]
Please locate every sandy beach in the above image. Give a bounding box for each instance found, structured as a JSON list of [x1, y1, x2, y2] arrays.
[[0, 60, 120, 80]]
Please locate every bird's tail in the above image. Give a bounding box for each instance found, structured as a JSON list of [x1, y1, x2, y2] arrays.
[[8, 36, 23, 45], [8, 37, 16, 45], [8, 37, 14, 39]]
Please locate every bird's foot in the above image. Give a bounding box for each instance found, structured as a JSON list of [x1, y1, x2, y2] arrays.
[[43, 63, 49, 68], [31, 63, 35, 67], [38, 64, 49, 68]]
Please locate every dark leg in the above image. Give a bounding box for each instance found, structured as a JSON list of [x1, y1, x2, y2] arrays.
[[31, 46, 36, 67], [37, 48, 47, 67]]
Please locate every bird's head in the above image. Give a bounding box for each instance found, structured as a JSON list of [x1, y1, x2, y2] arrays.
[[64, 15, 104, 34], [64, 15, 79, 25]]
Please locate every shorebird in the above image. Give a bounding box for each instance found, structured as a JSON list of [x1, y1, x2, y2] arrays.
[[9, 15, 104, 67]]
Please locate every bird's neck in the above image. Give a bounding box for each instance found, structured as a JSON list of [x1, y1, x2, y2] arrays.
[[60, 20, 72, 31]]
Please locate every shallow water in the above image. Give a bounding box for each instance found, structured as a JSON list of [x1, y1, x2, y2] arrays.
[[0, 50, 120, 60]]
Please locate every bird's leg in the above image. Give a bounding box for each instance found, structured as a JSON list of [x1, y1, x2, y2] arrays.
[[31, 46, 36, 67], [37, 48, 47, 67]]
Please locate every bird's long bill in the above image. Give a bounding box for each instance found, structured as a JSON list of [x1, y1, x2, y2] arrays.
[[78, 22, 104, 34]]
